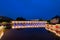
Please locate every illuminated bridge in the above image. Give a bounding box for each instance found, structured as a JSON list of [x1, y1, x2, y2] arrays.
[[12, 21, 47, 29], [11, 21, 60, 37], [0, 21, 47, 39], [0, 21, 60, 39]]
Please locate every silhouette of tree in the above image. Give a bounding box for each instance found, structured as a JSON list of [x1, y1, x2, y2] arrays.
[[16, 17, 26, 21], [0, 16, 13, 22], [0, 16, 13, 29]]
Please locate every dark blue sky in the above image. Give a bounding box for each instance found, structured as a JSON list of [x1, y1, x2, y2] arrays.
[[0, 0, 60, 20]]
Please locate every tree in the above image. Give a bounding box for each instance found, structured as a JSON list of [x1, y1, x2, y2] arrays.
[[0, 16, 13, 29], [0, 16, 13, 22], [16, 17, 26, 21]]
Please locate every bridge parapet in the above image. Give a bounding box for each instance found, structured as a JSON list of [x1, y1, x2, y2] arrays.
[[11, 21, 47, 29]]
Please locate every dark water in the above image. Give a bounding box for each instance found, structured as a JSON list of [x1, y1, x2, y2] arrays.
[[1, 28, 60, 40]]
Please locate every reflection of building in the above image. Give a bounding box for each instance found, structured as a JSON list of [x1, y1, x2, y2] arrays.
[[0, 26, 4, 39], [45, 23, 60, 37], [12, 21, 47, 29]]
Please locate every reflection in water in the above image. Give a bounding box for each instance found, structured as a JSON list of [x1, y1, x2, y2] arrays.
[[0, 31, 4, 39], [1, 28, 59, 40], [0, 26, 4, 39], [0, 26, 60, 40]]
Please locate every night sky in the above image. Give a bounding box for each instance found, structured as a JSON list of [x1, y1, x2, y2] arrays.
[[0, 0, 60, 20]]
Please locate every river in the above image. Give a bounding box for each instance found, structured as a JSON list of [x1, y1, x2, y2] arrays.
[[0, 28, 60, 40]]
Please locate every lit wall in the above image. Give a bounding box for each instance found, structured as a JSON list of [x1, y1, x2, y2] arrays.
[[12, 21, 47, 29]]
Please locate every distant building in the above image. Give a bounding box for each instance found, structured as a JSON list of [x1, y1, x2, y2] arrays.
[[30, 19, 39, 21], [50, 15, 60, 24]]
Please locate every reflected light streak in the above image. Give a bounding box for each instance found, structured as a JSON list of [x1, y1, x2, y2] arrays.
[[45, 24, 60, 37], [0, 31, 4, 39], [0, 26, 4, 39]]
